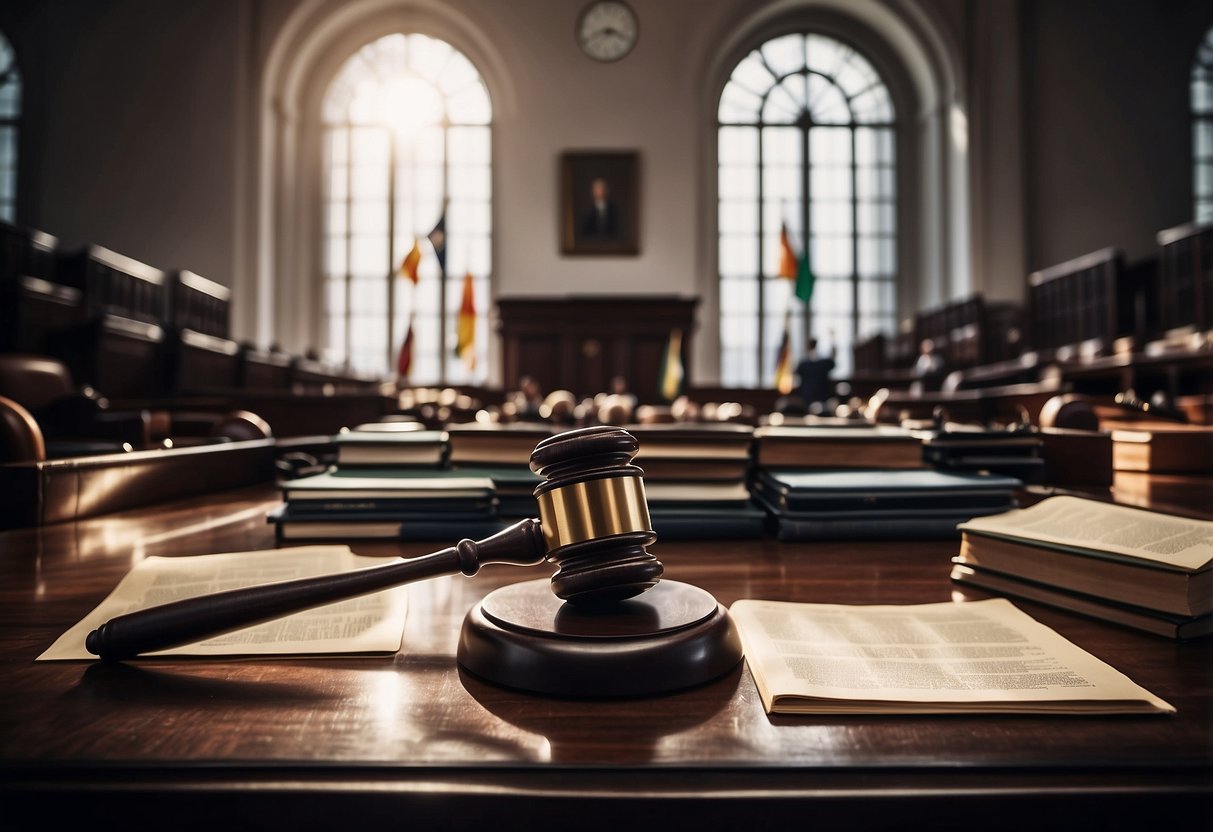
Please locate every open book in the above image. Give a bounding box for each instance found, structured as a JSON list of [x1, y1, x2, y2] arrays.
[[729, 598, 1174, 715], [39, 546, 409, 660]]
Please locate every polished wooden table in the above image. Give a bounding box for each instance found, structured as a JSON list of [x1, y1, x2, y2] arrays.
[[1, 477, 1211, 830]]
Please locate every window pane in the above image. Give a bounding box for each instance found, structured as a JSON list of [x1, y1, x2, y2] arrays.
[[720, 200, 758, 236], [764, 75, 806, 123], [719, 165, 758, 200], [811, 128, 851, 165], [806, 74, 850, 124], [449, 126, 491, 165], [720, 234, 759, 277], [719, 127, 758, 166], [719, 80, 762, 122], [761, 34, 805, 78]]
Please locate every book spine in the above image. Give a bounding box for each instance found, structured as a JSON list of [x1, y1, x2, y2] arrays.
[[774, 517, 962, 541]]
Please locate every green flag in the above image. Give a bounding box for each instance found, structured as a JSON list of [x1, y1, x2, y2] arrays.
[[795, 248, 815, 303]]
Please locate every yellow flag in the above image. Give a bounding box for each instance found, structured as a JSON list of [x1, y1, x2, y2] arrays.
[[774, 313, 793, 395], [659, 329, 684, 402], [455, 272, 476, 368]]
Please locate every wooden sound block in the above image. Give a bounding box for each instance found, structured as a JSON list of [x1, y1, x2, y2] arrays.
[[457, 578, 744, 697]]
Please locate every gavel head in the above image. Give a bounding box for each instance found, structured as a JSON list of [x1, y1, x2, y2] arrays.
[[530, 425, 663, 606]]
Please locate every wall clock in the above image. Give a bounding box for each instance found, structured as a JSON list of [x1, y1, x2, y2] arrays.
[[576, 1, 639, 63]]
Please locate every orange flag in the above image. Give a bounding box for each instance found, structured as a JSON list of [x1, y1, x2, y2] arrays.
[[455, 272, 476, 368], [778, 224, 799, 280], [399, 238, 421, 284]]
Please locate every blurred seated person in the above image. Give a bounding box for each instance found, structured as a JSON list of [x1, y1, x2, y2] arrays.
[[609, 375, 638, 410], [913, 338, 947, 393], [670, 394, 700, 423], [540, 389, 578, 426], [597, 393, 634, 426], [793, 337, 835, 414], [508, 375, 544, 421]]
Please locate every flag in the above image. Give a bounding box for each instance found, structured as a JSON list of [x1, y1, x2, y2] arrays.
[[399, 238, 421, 284], [774, 312, 793, 395], [427, 208, 446, 274], [659, 328, 684, 402], [777, 224, 798, 280], [795, 245, 815, 303], [396, 314, 414, 379], [455, 272, 476, 368]]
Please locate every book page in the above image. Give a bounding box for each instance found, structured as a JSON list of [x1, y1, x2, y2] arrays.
[[958, 495, 1213, 571], [39, 546, 408, 660], [730, 597, 1174, 715]]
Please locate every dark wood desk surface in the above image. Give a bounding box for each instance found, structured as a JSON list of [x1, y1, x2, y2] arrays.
[[1, 477, 1211, 830]]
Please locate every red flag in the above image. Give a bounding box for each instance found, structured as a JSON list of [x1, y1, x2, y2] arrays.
[[396, 315, 414, 379]]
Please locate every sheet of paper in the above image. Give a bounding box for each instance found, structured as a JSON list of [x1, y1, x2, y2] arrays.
[[730, 597, 1175, 714], [39, 545, 408, 660], [959, 495, 1213, 571]]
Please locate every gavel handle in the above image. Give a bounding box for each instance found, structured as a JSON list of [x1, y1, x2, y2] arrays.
[[85, 519, 547, 662]]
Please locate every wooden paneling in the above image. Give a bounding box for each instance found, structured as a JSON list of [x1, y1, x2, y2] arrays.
[[498, 296, 697, 403], [1157, 221, 1213, 336]]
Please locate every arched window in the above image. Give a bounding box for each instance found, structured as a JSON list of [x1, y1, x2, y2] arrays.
[[718, 32, 897, 384], [322, 33, 491, 381], [1195, 27, 1213, 222], [0, 32, 20, 223]]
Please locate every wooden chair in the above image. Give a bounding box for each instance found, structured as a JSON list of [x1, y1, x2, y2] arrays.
[[0, 395, 46, 463]]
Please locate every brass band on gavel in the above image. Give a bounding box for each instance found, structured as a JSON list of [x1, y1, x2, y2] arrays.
[[536, 474, 653, 551]]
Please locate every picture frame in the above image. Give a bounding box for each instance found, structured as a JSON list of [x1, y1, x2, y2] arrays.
[[560, 150, 640, 256]]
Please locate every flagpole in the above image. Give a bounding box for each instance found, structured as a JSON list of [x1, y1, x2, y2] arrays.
[[386, 127, 398, 372], [438, 123, 450, 382]]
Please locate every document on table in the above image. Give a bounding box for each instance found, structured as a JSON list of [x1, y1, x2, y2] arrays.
[[39, 545, 408, 660], [730, 597, 1175, 715]]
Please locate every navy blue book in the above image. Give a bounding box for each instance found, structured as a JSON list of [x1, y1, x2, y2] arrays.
[[752, 468, 1022, 514], [650, 503, 767, 540], [268, 505, 508, 542], [763, 508, 1009, 541]]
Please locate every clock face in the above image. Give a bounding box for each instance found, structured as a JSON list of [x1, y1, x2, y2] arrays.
[[577, 1, 638, 63]]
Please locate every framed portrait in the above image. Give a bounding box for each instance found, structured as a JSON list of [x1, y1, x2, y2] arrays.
[[560, 150, 640, 255]]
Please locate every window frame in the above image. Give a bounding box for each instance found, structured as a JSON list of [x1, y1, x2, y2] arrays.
[[1194, 27, 1213, 223], [320, 32, 493, 383], [0, 29, 21, 224], [716, 31, 900, 385]]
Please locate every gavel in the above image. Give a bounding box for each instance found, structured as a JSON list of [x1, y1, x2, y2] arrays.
[[85, 425, 666, 662]]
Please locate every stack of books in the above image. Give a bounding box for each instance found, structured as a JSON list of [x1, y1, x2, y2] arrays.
[[752, 424, 924, 470], [270, 468, 504, 541], [445, 423, 553, 520], [333, 424, 448, 468], [920, 425, 1046, 482], [751, 468, 1021, 540], [269, 423, 506, 541], [1108, 424, 1213, 473], [629, 423, 765, 539], [951, 495, 1213, 640]]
